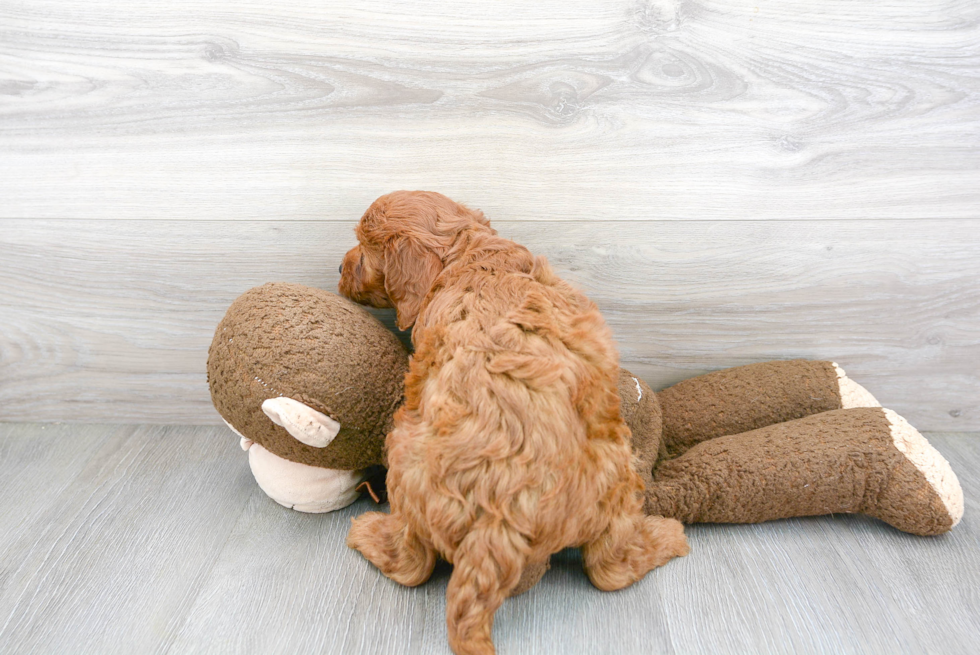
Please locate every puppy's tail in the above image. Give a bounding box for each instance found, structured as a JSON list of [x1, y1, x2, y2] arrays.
[[446, 522, 527, 655]]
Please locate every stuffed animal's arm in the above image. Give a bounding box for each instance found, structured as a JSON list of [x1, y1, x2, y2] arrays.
[[656, 360, 878, 460], [646, 407, 963, 535]]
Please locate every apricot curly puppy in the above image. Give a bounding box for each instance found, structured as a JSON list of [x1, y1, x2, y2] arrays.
[[339, 191, 689, 655]]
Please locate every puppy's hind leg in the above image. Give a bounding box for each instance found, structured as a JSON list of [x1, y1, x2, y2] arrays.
[[347, 511, 437, 587], [446, 523, 527, 655], [582, 508, 689, 592]]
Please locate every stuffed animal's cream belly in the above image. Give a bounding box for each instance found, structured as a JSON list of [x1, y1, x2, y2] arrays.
[[240, 436, 365, 513]]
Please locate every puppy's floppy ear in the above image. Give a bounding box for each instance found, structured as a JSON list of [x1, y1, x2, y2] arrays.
[[384, 238, 443, 330]]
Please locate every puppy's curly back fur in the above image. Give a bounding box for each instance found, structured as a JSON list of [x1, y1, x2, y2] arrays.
[[340, 191, 688, 655]]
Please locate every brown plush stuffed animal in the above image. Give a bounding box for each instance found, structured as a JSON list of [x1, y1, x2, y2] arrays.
[[617, 363, 963, 536], [208, 282, 964, 589], [208, 282, 407, 512]]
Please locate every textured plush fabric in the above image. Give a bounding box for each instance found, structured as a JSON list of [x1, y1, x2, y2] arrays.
[[207, 283, 409, 470], [657, 359, 842, 460], [646, 407, 955, 536], [509, 560, 551, 597], [617, 369, 663, 493]]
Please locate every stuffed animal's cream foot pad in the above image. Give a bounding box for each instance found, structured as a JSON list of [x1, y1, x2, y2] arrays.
[[833, 362, 882, 409], [242, 437, 365, 513], [885, 408, 963, 528]]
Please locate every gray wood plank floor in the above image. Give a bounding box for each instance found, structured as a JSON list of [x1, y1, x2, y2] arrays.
[[0, 423, 976, 654]]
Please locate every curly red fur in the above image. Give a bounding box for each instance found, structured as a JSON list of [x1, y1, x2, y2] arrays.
[[340, 191, 688, 655]]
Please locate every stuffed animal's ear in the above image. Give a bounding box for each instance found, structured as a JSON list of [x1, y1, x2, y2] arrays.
[[261, 397, 341, 448], [384, 238, 443, 330]]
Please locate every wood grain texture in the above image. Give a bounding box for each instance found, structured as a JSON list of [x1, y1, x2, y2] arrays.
[[0, 424, 255, 655], [1, 0, 978, 221], [0, 424, 977, 654], [2, 218, 977, 429], [0, 424, 116, 565]]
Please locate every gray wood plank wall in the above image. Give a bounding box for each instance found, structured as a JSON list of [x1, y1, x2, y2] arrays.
[[1, 1, 978, 429]]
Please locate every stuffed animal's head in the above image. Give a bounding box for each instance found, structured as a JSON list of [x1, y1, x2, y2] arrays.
[[207, 283, 410, 509]]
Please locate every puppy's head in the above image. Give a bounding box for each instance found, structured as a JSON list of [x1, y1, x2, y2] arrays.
[[339, 191, 493, 330]]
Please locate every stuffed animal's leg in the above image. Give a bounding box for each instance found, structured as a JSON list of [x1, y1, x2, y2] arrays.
[[347, 511, 437, 587], [646, 407, 963, 535], [445, 523, 526, 655], [657, 360, 878, 459]]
